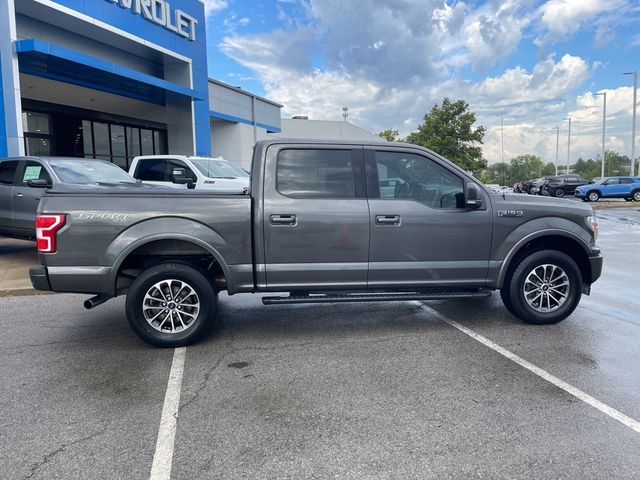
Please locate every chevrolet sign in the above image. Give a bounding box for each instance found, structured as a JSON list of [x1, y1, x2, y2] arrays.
[[105, 0, 198, 41]]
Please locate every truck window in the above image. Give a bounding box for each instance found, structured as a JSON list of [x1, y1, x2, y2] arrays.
[[374, 151, 464, 209], [0, 160, 19, 185], [19, 161, 52, 185], [136, 159, 166, 181], [277, 149, 355, 198]]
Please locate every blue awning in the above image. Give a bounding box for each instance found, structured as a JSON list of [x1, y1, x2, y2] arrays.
[[15, 39, 203, 106]]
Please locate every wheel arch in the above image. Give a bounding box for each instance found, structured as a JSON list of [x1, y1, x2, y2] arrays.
[[497, 231, 592, 289], [108, 221, 234, 297]]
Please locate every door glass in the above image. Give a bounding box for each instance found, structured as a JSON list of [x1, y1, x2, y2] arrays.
[[604, 178, 619, 185], [0, 161, 19, 185], [168, 160, 196, 182], [82, 120, 94, 158], [375, 151, 464, 209], [93, 122, 110, 161], [135, 159, 167, 181], [25, 137, 52, 156], [110, 125, 127, 170], [126, 127, 141, 166], [154, 130, 167, 154], [276, 149, 355, 198], [141, 129, 154, 155], [22, 112, 51, 134], [620, 178, 633, 184], [20, 161, 52, 186]]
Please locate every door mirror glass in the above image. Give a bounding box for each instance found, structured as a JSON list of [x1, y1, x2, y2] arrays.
[[466, 183, 483, 209]]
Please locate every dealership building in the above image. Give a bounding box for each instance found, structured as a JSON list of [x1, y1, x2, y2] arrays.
[[0, 0, 282, 170]]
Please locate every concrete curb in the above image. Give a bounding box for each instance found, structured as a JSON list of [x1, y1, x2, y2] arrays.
[[0, 288, 52, 298]]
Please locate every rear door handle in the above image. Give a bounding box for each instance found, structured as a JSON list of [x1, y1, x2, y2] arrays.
[[270, 214, 297, 226], [14, 193, 23, 198], [375, 215, 400, 226]]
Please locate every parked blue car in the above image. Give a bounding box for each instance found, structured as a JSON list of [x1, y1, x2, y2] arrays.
[[575, 176, 640, 202]]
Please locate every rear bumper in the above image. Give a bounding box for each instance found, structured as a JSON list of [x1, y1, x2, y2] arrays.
[[29, 266, 52, 291], [29, 265, 112, 294]]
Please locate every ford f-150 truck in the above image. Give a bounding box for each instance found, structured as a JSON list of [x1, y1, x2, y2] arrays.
[[30, 139, 603, 347]]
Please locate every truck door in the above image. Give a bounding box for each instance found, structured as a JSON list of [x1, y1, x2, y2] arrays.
[[12, 160, 52, 236], [366, 147, 492, 287], [262, 145, 369, 290], [0, 160, 20, 236]]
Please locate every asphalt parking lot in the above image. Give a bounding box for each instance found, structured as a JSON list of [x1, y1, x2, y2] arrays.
[[1, 207, 639, 479]]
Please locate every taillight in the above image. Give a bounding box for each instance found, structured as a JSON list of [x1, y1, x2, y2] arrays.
[[36, 214, 66, 253]]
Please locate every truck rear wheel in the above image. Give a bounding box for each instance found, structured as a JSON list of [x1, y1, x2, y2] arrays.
[[125, 263, 218, 347], [503, 250, 582, 325]]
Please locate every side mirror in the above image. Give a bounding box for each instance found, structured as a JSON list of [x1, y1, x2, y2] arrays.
[[186, 182, 196, 190], [466, 183, 483, 209], [27, 178, 52, 189]]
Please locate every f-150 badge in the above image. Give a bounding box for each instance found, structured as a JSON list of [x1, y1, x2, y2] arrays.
[[497, 210, 524, 217]]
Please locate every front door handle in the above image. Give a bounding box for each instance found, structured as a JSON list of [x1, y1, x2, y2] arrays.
[[270, 214, 297, 226], [14, 193, 23, 198], [375, 215, 400, 226]]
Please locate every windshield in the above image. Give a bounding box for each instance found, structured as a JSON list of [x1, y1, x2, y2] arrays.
[[190, 158, 249, 178], [49, 160, 137, 184]]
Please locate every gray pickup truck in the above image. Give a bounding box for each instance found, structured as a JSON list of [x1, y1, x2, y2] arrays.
[[30, 139, 603, 346]]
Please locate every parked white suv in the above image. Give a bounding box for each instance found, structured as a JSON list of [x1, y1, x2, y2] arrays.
[[129, 155, 249, 193]]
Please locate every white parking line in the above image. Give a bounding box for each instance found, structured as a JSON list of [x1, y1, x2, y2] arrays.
[[150, 347, 187, 480], [417, 303, 640, 435]]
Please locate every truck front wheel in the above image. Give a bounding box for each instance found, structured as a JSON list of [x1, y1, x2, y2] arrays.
[[125, 263, 218, 347], [502, 250, 582, 325]]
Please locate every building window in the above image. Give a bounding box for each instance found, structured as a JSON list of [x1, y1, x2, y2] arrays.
[[22, 111, 167, 170]]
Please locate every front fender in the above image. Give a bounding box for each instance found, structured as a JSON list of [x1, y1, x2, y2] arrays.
[[492, 217, 595, 288]]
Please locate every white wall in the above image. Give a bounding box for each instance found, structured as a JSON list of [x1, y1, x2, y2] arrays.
[[211, 119, 269, 171], [275, 119, 381, 141]]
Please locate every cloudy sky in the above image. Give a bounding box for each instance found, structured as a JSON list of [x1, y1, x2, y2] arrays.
[[203, 0, 640, 165]]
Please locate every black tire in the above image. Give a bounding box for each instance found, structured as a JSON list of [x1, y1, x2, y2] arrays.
[[126, 263, 218, 347], [633, 190, 640, 202], [587, 190, 600, 202], [503, 250, 582, 325], [554, 188, 565, 198]]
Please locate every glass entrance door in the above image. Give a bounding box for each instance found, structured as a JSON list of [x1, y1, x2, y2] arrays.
[[22, 112, 53, 156]]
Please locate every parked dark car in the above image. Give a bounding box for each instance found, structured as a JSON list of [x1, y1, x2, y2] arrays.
[[541, 175, 591, 198], [0, 157, 150, 239], [529, 177, 550, 195]]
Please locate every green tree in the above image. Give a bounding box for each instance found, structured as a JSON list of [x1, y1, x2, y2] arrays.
[[406, 98, 487, 173], [479, 162, 511, 185], [377, 129, 400, 142], [509, 154, 544, 182], [541, 162, 556, 176]]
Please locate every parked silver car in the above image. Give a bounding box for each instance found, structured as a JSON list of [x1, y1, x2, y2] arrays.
[[0, 157, 147, 239]]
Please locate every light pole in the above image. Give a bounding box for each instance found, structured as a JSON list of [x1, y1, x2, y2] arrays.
[[342, 106, 349, 123], [624, 72, 637, 176], [595, 91, 607, 178], [554, 126, 559, 176], [500, 111, 504, 164], [564, 117, 571, 174]]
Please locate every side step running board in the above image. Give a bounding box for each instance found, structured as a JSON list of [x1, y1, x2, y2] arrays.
[[262, 290, 491, 305]]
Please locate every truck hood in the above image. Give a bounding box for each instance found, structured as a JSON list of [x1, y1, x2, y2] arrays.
[[489, 192, 594, 215]]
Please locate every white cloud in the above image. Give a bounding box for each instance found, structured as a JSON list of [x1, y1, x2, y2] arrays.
[[217, 1, 637, 165], [536, 0, 625, 45], [202, 0, 228, 17], [464, 0, 531, 69]]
